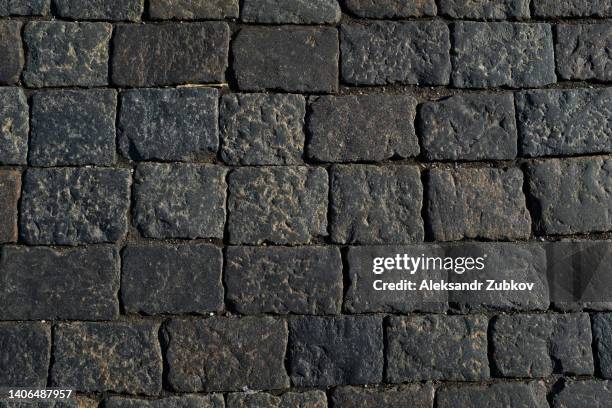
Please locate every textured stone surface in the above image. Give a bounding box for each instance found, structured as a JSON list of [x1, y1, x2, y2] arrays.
[[427, 167, 531, 241], [149, 0, 238, 19], [233, 26, 338, 93], [341, 21, 450, 86], [225, 246, 342, 315], [593, 314, 612, 378], [332, 384, 435, 407], [533, 0, 612, 17], [226, 391, 326, 408], [0, 323, 50, 387], [0, 399, 95, 408], [516, 89, 612, 157], [554, 380, 612, 408], [119, 88, 219, 161], [289, 316, 383, 387], [308, 95, 419, 162], [330, 165, 423, 244], [343, 0, 436, 17], [30, 90, 117, 166], [242, 0, 340, 23], [53, 0, 143, 20], [0, 0, 49, 15], [133, 163, 226, 239], [0, 170, 20, 243], [556, 24, 612, 82], [227, 167, 327, 244], [452, 22, 556, 88], [527, 158, 612, 235], [0, 21, 23, 84], [23, 22, 111, 87], [112, 23, 229, 86], [438, 383, 549, 408], [164, 317, 289, 392], [20, 168, 130, 245], [51, 322, 162, 394], [220, 93, 305, 165], [0, 88, 28, 165], [419, 93, 517, 161], [106, 395, 224, 408], [438, 0, 530, 18], [0, 246, 119, 320]]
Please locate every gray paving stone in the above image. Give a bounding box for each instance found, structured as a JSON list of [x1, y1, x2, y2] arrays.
[[593, 313, 612, 378], [52, 0, 143, 20], [0, 322, 50, 387], [242, 0, 340, 23], [105, 395, 224, 408], [0, 88, 28, 165], [332, 384, 434, 408], [0, 0, 49, 15], [149, 0, 238, 19], [556, 24, 612, 82], [343, 0, 436, 17], [553, 380, 612, 408], [0, 21, 23, 85], [438, 0, 530, 19], [0, 170, 20, 243], [226, 391, 326, 408], [533, 0, 612, 17], [438, 383, 548, 408]]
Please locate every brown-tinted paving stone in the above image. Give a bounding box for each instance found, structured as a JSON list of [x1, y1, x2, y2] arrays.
[[52, 0, 143, 21], [438, 382, 549, 408], [105, 395, 224, 408], [163, 317, 289, 392], [0, 322, 50, 387], [51, 322, 162, 394], [332, 384, 434, 407], [0, 170, 20, 243], [149, 0, 238, 19], [553, 380, 612, 408], [112, 23, 229, 86], [0, 21, 23, 85], [533, 0, 612, 17], [0, 0, 49, 15], [556, 24, 612, 82], [0, 88, 28, 165], [438, 0, 530, 19], [242, 0, 341, 23], [593, 313, 612, 379], [226, 391, 326, 408], [343, 0, 436, 17]]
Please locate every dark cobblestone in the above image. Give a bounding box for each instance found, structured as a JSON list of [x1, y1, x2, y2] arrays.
[[332, 384, 434, 407], [105, 395, 224, 408], [342, 0, 436, 18], [52, 0, 143, 21], [0, 21, 23, 85], [593, 313, 612, 378], [0, 88, 28, 165], [149, 0, 238, 19], [0, 170, 20, 243], [438, 382, 548, 408], [242, 0, 341, 23], [556, 24, 612, 82], [226, 391, 326, 408], [0, 0, 49, 15], [0, 322, 50, 387], [438, 0, 530, 19], [553, 380, 612, 408], [533, 0, 612, 17]]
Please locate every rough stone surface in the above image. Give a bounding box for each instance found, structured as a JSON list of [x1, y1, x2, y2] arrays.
[[0, 88, 28, 165], [242, 0, 340, 23], [533, 0, 612, 17], [133, 163, 226, 239], [452, 22, 556, 88], [164, 317, 289, 392], [593, 314, 612, 378], [307, 95, 419, 162], [341, 21, 450, 86], [30, 90, 117, 166], [23, 22, 111, 87], [119, 88, 219, 161], [556, 24, 612, 82], [0, 170, 20, 243], [553, 380, 612, 408], [20, 168, 130, 245], [220, 93, 305, 165], [226, 391, 327, 408], [112, 23, 229, 86], [0, 0, 49, 15], [149, 0, 238, 19], [51, 322, 162, 394], [438, 0, 530, 18], [418, 93, 517, 161], [0, 21, 23, 85], [427, 167, 531, 241], [289, 316, 383, 387], [105, 395, 224, 408], [233, 26, 338, 93], [343, 0, 436, 17], [527, 158, 612, 235], [0, 322, 50, 387], [516, 89, 612, 157], [227, 167, 328, 245], [53, 0, 143, 20], [438, 383, 549, 408], [332, 384, 435, 407], [330, 165, 423, 244], [0, 399, 93, 408], [225, 246, 342, 315], [0, 246, 119, 320]]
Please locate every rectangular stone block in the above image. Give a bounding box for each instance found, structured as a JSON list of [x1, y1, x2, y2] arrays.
[[593, 314, 612, 379], [20, 168, 130, 245], [556, 24, 611, 82], [119, 88, 219, 161], [163, 317, 289, 392], [23, 22, 111, 87], [242, 0, 340, 23], [307, 95, 419, 162], [516, 89, 611, 157], [112, 23, 229, 86], [227, 167, 327, 244], [0, 246, 119, 320], [0, 88, 28, 165], [386, 315, 489, 382], [332, 385, 434, 408], [527, 158, 612, 235], [220, 93, 305, 165], [438, 383, 548, 408], [452, 22, 556, 88], [233, 26, 338, 93], [330, 165, 423, 244], [133, 163, 226, 239], [553, 380, 612, 408], [0, 322, 50, 387], [149, 0, 238, 19], [0, 170, 20, 243], [51, 322, 162, 394], [227, 391, 326, 408], [0, 0, 49, 15], [106, 395, 224, 408], [225, 246, 342, 315], [0, 21, 23, 85], [52, 0, 143, 20], [341, 21, 450, 86], [533, 0, 612, 17], [289, 316, 383, 387], [418, 93, 517, 161], [438, 0, 530, 19], [342, 0, 436, 17]]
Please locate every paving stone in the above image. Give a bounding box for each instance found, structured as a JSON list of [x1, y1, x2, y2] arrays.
[[53, 0, 143, 20], [527, 158, 612, 235], [122, 243, 223, 315], [0, 246, 119, 320], [105, 395, 224, 408], [330, 165, 423, 244], [51, 322, 162, 394], [0, 323, 50, 387], [341, 21, 450, 86], [225, 246, 342, 315], [593, 313, 612, 378], [0, 21, 23, 85], [0, 170, 20, 243], [307, 95, 419, 162], [418, 93, 517, 161], [227, 391, 326, 408], [0, 88, 28, 165], [0, 399, 93, 408], [112, 23, 229, 86], [20, 168, 130, 245], [343, 0, 436, 17], [452, 22, 556, 88], [438, 0, 530, 19], [554, 380, 612, 408], [516, 89, 612, 157], [556, 24, 612, 82], [387, 315, 489, 382], [233, 26, 338, 93], [427, 167, 531, 241], [30, 90, 117, 166], [289, 316, 383, 387], [0, 0, 49, 15], [533, 0, 612, 17], [220, 93, 305, 165], [149, 0, 238, 19], [23, 22, 111, 87], [133, 163, 226, 239], [119, 88, 219, 161], [163, 317, 289, 392], [332, 384, 434, 408], [227, 167, 327, 245], [438, 382, 549, 408], [242, 0, 340, 23]]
